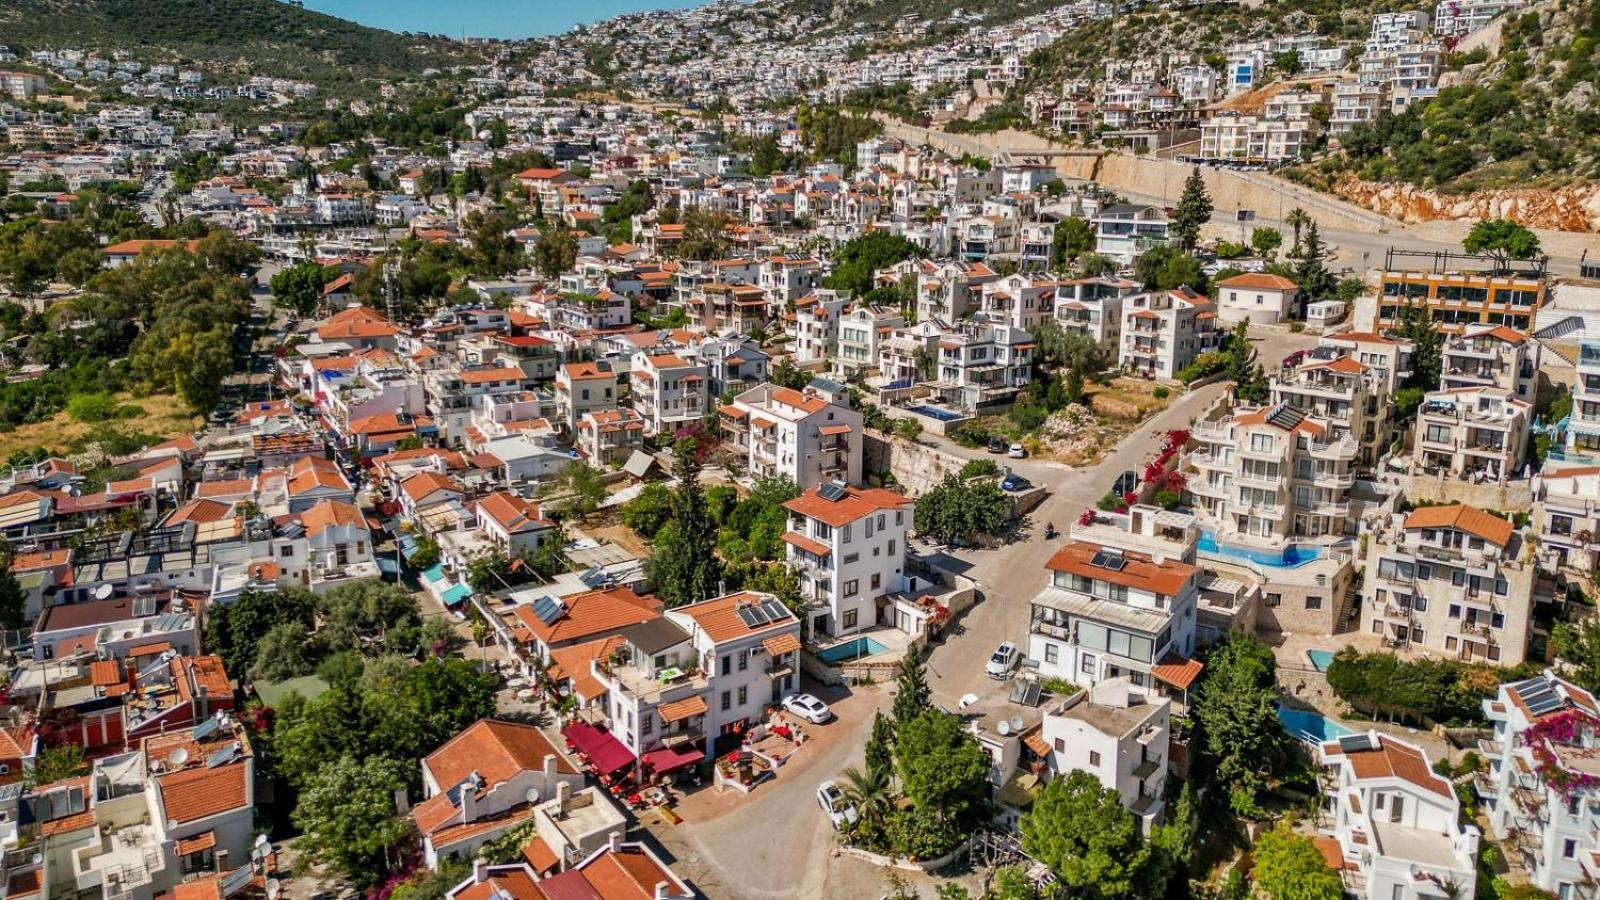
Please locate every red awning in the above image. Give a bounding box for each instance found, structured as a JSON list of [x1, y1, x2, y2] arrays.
[[640, 745, 704, 775], [561, 721, 637, 774]]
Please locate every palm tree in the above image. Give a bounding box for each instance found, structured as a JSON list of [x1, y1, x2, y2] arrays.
[[837, 763, 893, 845], [1286, 207, 1311, 256]]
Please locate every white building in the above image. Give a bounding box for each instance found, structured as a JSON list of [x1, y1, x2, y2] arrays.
[[1317, 731, 1479, 899], [630, 352, 708, 436], [1412, 387, 1530, 484], [1214, 273, 1300, 325], [1039, 680, 1171, 831], [728, 384, 863, 491], [782, 482, 914, 639], [1092, 205, 1170, 264], [1119, 287, 1218, 381]]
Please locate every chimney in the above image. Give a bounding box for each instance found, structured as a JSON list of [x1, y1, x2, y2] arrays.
[[555, 780, 571, 815], [543, 753, 558, 782], [607, 831, 622, 854]]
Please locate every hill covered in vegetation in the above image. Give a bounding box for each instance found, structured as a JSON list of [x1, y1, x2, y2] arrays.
[[0, 0, 472, 86]]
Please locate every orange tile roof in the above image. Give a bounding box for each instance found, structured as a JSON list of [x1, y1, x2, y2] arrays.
[[1150, 653, 1204, 690], [12, 548, 69, 571], [1402, 504, 1514, 546], [477, 492, 552, 535], [674, 592, 798, 644], [1323, 733, 1450, 797], [783, 484, 911, 528], [522, 836, 560, 874], [158, 763, 249, 824], [425, 719, 577, 791], [164, 498, 234, 526], [762, 633, 801, 656], [770, 387, 829, 414], [301, 500, 368, 537], [1217, 272, 1298, 291], [197, 479, 254, 499], [102, 239, 199, 256], [657, 695, 708, 723], [175, 655, 231, 703], [286, 457, 349, 496], [781, 531, 831, 557], [578, 846, 687, 900], [461, 367, 527, 386], [402, 471, 465, 503], [563, 361, 613, 381], [512, 587, 660, 646], [1045, 541, 1198, 597], [547, 636, 624, 702]]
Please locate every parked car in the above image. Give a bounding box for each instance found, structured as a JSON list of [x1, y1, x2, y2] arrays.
[[1000, 473, 1032, 492], [817, 780, 858, 830], [783, 693, 833, 724], [1007, 443, 1027, 459], [1112, 470, 1138, 496], [987, 437, 1008, 453], [986, 641, 1020, 679]]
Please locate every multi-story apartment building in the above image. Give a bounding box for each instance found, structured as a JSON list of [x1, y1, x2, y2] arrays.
[[1360, 504, 1532, 664], [1093, 205, 1170, 264], [1376, 265, 1547, 334], [1412, 387, 1530, 484], [1038, 683, 1171, 831], [1275, 333, 1413, 466], [933, 320, 1035, 410], [1434, 0, 1527, 36], [834, 305, 904, 377], [1441, 324, 1536, 397], [1532, 465, 1600, 575], [1330, 81, 1388, 134], [877, 321, 944, 385], [1027, 540, 1201, 696], [1562, 337, 1600, 463], [671, 592, 801, 748], [728, 384, 862, 490], [1054, 277, 1140, 355], [916, 260, 999, 323], [697, 283, 770, 336], [1119, 287, 1217, 381], [979, 274, 1056, 332], [1369, 11, 1432, 49], [1317, 731, 1479, 899], [576, 408, 645, 469], [759, 256, 822, 310], [782, 482, 913, 639], [791, 290, 850, 363], [1199, 113, 1318, 163], [1481, 671, 1600, 897], [555, 361, 619, 433], [629, 352, 707, 436]]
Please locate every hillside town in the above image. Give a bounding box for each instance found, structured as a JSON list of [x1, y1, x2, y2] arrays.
[[1, 0, 1600, 896]]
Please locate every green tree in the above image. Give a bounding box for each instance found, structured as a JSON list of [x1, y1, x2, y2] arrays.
[[270, 262, 333, 316], [821, 231, 924, 295], [0, 565, 26, 631], [838, 762, 894, 849], [865, 709, 895, 777], [1170, 167, 1213, 251], [1285, 208, 1311, 255], [1293, 222, 1334, 300], [1193, 632, 1290, 817], [620, 482, 676, 538], [893, 416, 924, 442], [894, 709, 990, 841], [293, 754, 412, 884], [1463, 218, 1541, 269], [646, 440, 724, 606], [1251, 821, 1343, 900], [1250, 227, 1283, 258], [1051, 216, 1096, 271], [893, 645, 932, 726], [1554, 618, 1600, 695], [1394, 298, 1443, 399], [197, 229, 262, 275], [465, 210, 519, 277], [531, 225, 577, 280], [1020, 770, 1159, 899], [677, 207, 735, 261], [552, 460, 608, 518], [250, 621, 314, 683], [914, 474, 1011, 546], [769, 356, 812, 390], [205, 588, 317, 678], [1224, 321, 1270, 403], [27, 745, 88, 786], [988, 867, 1038, 900]]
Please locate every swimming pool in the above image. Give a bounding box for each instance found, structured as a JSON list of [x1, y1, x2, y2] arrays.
[[906, 404, 965, 423], [815, 636, 890, 664], [1277, 704, 1353, 743], [1197, 530, 1323, 569], [1306, 649, 1337, 672]]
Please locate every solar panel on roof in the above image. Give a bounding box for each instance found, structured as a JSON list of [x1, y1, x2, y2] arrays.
[[192, 717, 222, 742], [739, 605, 770, 628], [760, 600, 789, 621], [1267, 405, 1306, 430], [1090, 550, 1112, 568], [1337, 733, 1379, 752], [817, 482, 848, 502], [1019, 680, 1043, 707], [206, 742, 241, 769], [1526, 689, 1566, 716], [1104, 556, 1128, 572], [532, 597, 563, 625], [1509, 675, 1549, 693]]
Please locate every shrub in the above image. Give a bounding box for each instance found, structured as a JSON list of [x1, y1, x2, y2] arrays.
[[959, 459, 1000, 480], [1153, 489, 1181, 510], [67, 392, 119, 423], [1151, 386, 1169, 400]]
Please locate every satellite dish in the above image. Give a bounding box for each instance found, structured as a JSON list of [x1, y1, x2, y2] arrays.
[[254, 834, 270, 849], [524, 787, 541, 806], [1010, 715, 1025, 733], [266, 880, 282, 900], [165, 819, 179, 832], [168, 748, 189, 767], [997, 720, 1011, 736], [94, 583, 115, 600]]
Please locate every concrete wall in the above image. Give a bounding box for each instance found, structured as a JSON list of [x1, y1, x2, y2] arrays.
[[863, 432, 970, 496], [1407, 472, 1534, 510]]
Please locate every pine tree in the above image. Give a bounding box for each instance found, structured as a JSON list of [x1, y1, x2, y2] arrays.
[[646, 439, 724, 606], [1170, 167, 1213, 252], [1294, 222, 1334, 300], [892, 645, 932, 726], [865, 710, 895, 779]]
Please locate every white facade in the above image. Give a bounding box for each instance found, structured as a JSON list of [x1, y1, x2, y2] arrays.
[[730, 384, 863, 491], [782, 483, 914, 639], [1039, 681, 1170, 830]]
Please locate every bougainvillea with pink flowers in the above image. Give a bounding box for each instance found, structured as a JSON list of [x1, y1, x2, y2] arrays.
[[1078, 509, 1096, 527], [1521, 709, 1600, 799]]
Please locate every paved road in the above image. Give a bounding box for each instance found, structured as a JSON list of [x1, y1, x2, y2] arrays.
[[917, 381, 1230, 711]]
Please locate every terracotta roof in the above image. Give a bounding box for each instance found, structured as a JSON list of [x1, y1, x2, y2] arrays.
[[454, 868, 542, 900], [102, 239, 199, 256], [286, 457, 349, 496], [197, 479, 254, 499], [462, 367, 527, 386], [12, 548, 69, 571], [1323, 733, 1451, 797], [174, 655, 231, 703], [771, 387, 829, 414], [762, 633, 801, 656], [1467, 324, 1528, 344], [158, 763, 249, 824], [512, 587, 660, 646], [783, 484, 910, 528], [1150, 653, 1204, 690], [547, 636, 624, 702], [402, 471, 465, 503], [563, 361, 613, 381], [1401, 504, 1513, 546], [577, 846, 687, 900], [301, 500, 368, 537], [426, 719, 577, 793], [781, 531, 832, 557], [1044, 541, 1198, 597], [673, 592, 798, 644], [1217, 272, 1298, 291], [522, 836, 561, 874], [477, 492, 553, 534], [657, 695, 708, 723]]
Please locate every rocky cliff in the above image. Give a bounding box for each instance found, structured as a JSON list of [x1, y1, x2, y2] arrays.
[[1330, 175, 1600, 232]]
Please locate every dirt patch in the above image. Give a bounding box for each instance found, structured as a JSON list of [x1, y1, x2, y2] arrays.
[[0, 392, 199, 460], [1033, 378, 1174, 465]]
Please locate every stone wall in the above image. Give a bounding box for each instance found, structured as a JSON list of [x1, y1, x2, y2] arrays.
[[863, 432, 970, 496], [1406, 473, 1534, 510]]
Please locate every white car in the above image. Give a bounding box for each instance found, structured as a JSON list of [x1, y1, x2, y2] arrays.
[[817, 780, 858, 830], [986, 641, 1020, 679], [782, 692, 833, 724], [1008, 443, 1027, 458]]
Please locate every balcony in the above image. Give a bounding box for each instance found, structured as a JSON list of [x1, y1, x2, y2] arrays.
[[1309, 469, 1355, 489]]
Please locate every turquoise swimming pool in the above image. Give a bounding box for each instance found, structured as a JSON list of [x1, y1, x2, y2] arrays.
[[1306, 649, 1337, 671], [816, 636, 890, 664], [1277, 704, 1353, 743], [1198, 530, 1323, 568]]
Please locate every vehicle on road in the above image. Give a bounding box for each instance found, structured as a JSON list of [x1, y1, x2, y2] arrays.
[[1007, 443, 1027, 459], [1112, 470, 1138, 496], [1000, 473, 1031, 492], [817, 780, 858, 829], [986, 641, 1020, 679], [987, 437, 1008, 453], [782, 693, 833, 724]]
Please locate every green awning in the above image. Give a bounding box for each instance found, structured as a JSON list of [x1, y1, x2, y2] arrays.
[[440, 583, 472, 606]]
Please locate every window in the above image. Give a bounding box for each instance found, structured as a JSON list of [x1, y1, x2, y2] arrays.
[[1080, 653, 1097, 675], [738, 686, 748, 706], [1089, 751, 1101, 767], [1305, 596, 1322, 610], [1249, 433, 1273, 452], [720, 655, 731, 676], [642, 714, 653, 736], [1448, 603, 1461, 619], [1566, 839, 1579, 859], [721, 691, 731, 711], [843, 609, 858, 629], [843, 579, 859, 597], [1264, 593, 1281, 608], [738, 651, 748, 672], [1044, 643, 1059, 664], [1054, 738, 1065, 752], [843, 553, 859, 565], [842, 525, 852, 544], [1413, 596, 1428, 612], [888, 540, 897, 556]]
